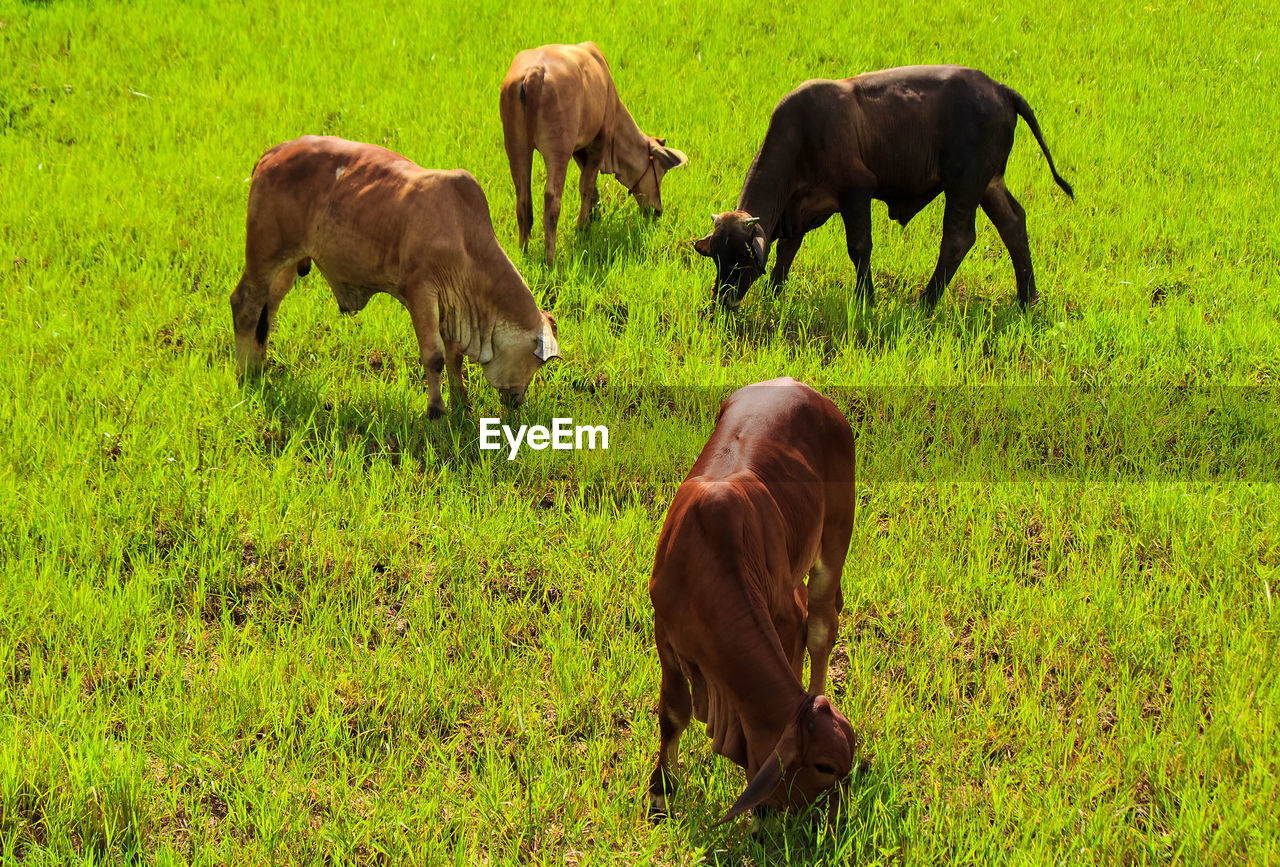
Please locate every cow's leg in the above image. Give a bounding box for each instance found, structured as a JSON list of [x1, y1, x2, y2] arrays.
[[403, 283, 448, 419], [840, 195, 875, 306], [231, 262, 296, 370], [444, 339, 468, 411], [919, 197, 978, 309], [804, 560, 845, 697], [769, 235, 804, 292], [807, 471, 854, 696], [505, 137, 535, 253], [573, 149, 602, 230], [980, 179, 1038, 306], [790, 584, 810, 679], [230, 270, 270, 370], [647, 634, 692, 820], [260, 264, 295, 343], [542, 151, 571, 265]]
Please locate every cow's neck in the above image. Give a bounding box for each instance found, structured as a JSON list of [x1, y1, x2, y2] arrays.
[[707, 579, 812, 764], [721, 634, 810, 770], [736, 128, 797, 241], [608, 104, 648, 181], [439, 252, 541, 362]]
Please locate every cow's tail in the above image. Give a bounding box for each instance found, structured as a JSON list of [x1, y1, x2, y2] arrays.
[[1007, 86, 1074, 199], [501, 67, 544, 247], [518, 65, 545, 149]]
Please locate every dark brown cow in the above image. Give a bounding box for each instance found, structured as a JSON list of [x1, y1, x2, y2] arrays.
[[647, 377, 857, 825], [229, 136, 560, 417], [695, 65, 1073, 310], [499, 42, 688, 264]]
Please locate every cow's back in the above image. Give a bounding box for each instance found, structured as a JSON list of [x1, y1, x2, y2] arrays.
[[652, 377, 854, 643], [694, 377, 853, 491], [766, 67, 1015, 199], [249, 135, 426, 211], [849, 66, 1015, 192], [247, 137, 496, 287], [502, 42, 615, 152]]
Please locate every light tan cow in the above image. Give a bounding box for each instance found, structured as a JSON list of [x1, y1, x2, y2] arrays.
[[499, 41, 688, 264], [229, 136, 560, 417]]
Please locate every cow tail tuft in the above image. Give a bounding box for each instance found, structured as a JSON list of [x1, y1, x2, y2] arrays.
[[1007, 86, 1074, 199]]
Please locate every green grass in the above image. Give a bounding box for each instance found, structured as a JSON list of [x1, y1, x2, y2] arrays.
[[2, 0, 1278, 862]]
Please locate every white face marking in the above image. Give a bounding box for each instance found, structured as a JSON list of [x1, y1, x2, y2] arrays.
[[335, 166, 346, 180]]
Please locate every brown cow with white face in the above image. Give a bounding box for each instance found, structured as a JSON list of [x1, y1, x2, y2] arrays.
[[229, 136, 560, 416], [647, 378, 858, 826], [696, 65, 1073, 311], [499, 42, 688, 264]]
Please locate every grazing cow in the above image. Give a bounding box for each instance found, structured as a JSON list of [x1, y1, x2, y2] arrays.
[[695, 65, 1073, 310], [647, 377, 857, 825], [229, 136, 560, 416], [499, 42, 688, 264]]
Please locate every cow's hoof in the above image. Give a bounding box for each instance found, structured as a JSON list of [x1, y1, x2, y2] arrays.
[[646, 793, 669, 823], [427, 403, 446, 420]]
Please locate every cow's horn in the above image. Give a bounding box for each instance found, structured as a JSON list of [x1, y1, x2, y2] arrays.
[[742, 216, 761, 228]]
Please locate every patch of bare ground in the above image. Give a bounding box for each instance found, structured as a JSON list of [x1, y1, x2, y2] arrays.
[[154, 323, 185, 352]]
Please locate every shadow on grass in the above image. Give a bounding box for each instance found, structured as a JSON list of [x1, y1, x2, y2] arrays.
[[702, 764, 913, 865], [241, 365, 489, 472], [513, 200, 652, 304], [705, 268, 1054, 360]]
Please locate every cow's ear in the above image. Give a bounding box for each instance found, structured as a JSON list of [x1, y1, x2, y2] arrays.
[[715, 723, 801, 826], [534, 314, 561, 361], [654, 146, 688, 171], [693, 234, 714, 257]]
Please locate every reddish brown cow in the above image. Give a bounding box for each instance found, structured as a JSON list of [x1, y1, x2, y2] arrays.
[[647, 378, 857, 825], [499, 42, 688, 264], [229, 136, 560, 417]]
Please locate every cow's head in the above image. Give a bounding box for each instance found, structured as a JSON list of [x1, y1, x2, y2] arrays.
[[482, 310, 561, 408], [694, 211, 769, 310], [622, 137, 688, 216], [717, 695, 856, 825]]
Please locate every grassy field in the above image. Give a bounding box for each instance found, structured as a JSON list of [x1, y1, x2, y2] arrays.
[[2, 0, 1279, 862]]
